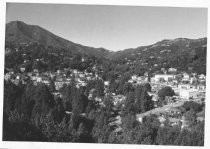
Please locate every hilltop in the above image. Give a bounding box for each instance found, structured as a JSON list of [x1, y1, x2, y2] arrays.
[[5, 21, 111, 58]]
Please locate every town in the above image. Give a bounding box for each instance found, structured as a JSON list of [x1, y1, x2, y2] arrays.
[[4, 51, 206, 135]]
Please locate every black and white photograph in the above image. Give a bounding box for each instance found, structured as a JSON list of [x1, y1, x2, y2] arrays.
[[0, 0, 209, 148]]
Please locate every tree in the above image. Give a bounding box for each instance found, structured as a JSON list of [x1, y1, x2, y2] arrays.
[[91, 111, 111, 143], [31, 83, 55, 119], [122, 82, 134, 95], [120, 115, 159, 144], [77, 122, 89, 142], [156, 125, 180, 145], [173, 121, 204, 146], [122, 92, 136, 116], [144, 83, 152, 92], [158, 86, 175, 106], [103, 95, 114, 117], [3, 111, 45, 141], [135, 85, 153, 113], [72, 89, 88, 115], [51, 97, 65, 123], [86, 79, 104, 97], [48, 80, 55, 92], [4, 81, 24, 113], [158, 86, 175, 98], [184, 109, 197, 127], [39, 114, 75, 142], [182, 101, 202, 113]]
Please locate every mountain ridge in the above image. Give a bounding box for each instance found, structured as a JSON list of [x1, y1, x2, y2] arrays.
[[5, 21, 207, 60], [6, 21, 111, 58]]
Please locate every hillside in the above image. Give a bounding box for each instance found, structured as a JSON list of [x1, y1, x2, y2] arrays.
[[106, 38, 207, 74], [107, 38, 207, 60], [5, 21, 111, 58]]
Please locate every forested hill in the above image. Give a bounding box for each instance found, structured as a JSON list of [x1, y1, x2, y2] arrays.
[[107, 38, 207, 74], [5, 21, 111, 58], [107, 38, 207, 60], [110, 37, 206, 58]]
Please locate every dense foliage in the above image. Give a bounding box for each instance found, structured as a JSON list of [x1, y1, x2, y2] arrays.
[[3, 80, 204, 146]]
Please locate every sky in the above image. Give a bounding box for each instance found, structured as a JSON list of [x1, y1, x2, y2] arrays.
[[6, 3, 207, 51]]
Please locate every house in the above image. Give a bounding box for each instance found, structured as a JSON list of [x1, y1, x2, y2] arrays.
[[148, 92, 158, 102], [20, 67, 25, 72], [113, 95, 126, 106], [54, 81, 65, 90], [182, 73, 190, 81], [81, 57, 86, 62], [169, 118, 181, 126], [57, 70, 62, 74], [138, 117, 144, 123], [13, 79, 20, 85], [161, 68, 165, 72], [168, 68, 177, 72], [197, 84, 205, 90], [199, 74, 206, 80], [79, 73, 85, 78], [114, 127, 123, 134], [86, 76, 91, 80], [190, 77, 198, 84], [128, 79, 134, 83], [179, 84, 191, 90], [16, 75, 20, 80], [144, 72, 149, 77], [43, 80, 50, 85], [27, 72, 33, 77], [52, 92, 62, 98], [36, 77, 42, 82], [73, 69, 78, 74], [154, 74, 175, 82], [80, 82, 87, 87], [196, 110, 205, 122], [50, 73, 56, 79], [179, 88, 199, 99], [88, 88, 97, 100], [4, 73, 11, 81], [33, 69, 39, 73], [95, 97, 102, 103], [158, 115, 166, 126], [168, 107, 181, 116], [104, 81, 110, 86], [131, 75, 138, 80]]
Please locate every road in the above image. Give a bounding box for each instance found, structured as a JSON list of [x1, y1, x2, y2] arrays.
[[136, 99, 187, 119]]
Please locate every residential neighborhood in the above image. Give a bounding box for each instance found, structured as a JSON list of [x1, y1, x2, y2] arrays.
[[4, 63, 206, 133]]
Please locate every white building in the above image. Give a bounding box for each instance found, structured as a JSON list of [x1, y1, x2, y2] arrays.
[[36, 77, 42, 82], [55, 81, 65, 90], [104, 81, 110, 86], [154, 74, 175, 82], [20, 67, 25, 72], [131, 75, 138, 80], [43, 80, 50, 85], [113, 95, 126, 106], [168, 68, 177, 72], [4, 73, 11, 81], [179, 88, 199, 99], [182, 73, 190, 81], [199, 74, 206, 80]]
